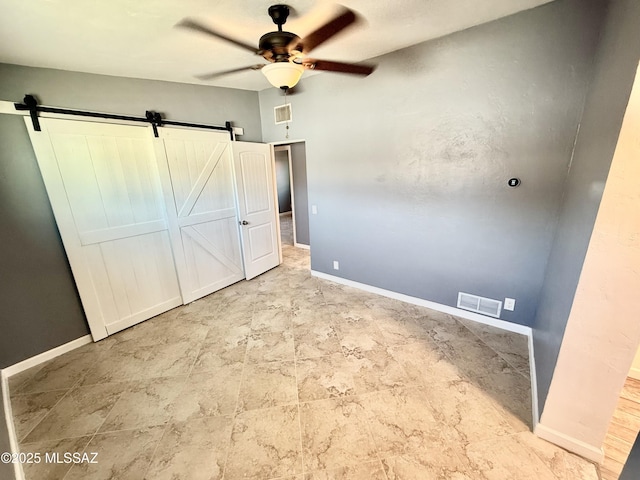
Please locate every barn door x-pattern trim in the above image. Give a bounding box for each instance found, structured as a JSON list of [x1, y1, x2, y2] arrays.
[[157, 128, 245, 304], [176, 142, 225, 217], [174, 142, 241, 263]]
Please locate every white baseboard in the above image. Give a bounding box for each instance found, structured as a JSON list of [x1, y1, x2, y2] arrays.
[[1, 335, 92, 379], [294, 242, 310, 250], [1, 374, 25, 480], [528, 334, 540, 430], [311, 270, 531, 336], [534, 423, 604, 464]]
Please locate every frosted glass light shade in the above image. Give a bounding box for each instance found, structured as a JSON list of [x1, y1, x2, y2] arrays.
[[262, 62, 304, 89]]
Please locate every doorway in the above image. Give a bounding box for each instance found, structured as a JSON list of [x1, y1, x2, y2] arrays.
[[273, 142, 310, 250]]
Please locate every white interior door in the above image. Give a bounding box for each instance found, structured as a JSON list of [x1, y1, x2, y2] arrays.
[[26, 118, 182, 340], [232, 142, 281, 279], [154, 128, 244, 303]]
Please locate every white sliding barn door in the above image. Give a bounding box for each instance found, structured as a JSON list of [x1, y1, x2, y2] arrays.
[[232, 142, 281, 279], [154, 128, 244, 303], [26, 118, 182, 340]]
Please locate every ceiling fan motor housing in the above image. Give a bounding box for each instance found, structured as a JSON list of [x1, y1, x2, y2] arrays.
[[259, 31, 299, 62]]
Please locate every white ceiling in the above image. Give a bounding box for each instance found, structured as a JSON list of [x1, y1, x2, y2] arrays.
[[0, 0, 554, 91]]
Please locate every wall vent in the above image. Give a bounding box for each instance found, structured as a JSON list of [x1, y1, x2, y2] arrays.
[[457, 292, 502, 318], [274, 104, 292, 124]]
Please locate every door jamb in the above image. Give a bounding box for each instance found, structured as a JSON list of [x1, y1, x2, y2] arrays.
[[274, 145, 297, 247], [271, 140, 309, 250]]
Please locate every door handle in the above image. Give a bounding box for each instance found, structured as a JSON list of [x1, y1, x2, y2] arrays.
[[240, 220, 249, 225]]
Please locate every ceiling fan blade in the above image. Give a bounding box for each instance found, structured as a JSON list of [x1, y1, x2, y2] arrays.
[[292, 6, 359, 54], [176, 18, 259, 54], [195, 64, 264, 81], [302, 59, 375, 76]]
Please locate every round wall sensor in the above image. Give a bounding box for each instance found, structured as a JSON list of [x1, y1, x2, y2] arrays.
[[508, 178, 521, 188]]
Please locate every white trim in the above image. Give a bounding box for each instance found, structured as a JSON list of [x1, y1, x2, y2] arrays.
[[534, 423, 604, 464], [529, 333, 540, 429], [269, 139, 306, 146], [286, 145, 297, 247], [311, 270, 531, 335], [1, 373, 25, 480], [0, 100, 138, 127], [268, 144, 284, 266], [294, 242, 310, 250], [1, 335, 92, 379], [274, 145, 298, 246], [1, 100, 245, 133], [0, 100, 22, 115]]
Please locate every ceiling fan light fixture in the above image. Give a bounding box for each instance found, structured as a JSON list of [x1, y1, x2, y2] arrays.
[[262, 62, 304, 89]]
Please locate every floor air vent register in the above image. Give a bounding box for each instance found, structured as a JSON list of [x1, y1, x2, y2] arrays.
[[457, 292, 502, 318]]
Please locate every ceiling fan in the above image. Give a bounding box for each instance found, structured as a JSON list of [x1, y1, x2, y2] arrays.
[[176, 4, 376, 90]]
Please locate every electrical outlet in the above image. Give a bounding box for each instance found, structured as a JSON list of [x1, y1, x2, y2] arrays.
[[311, 205, 318, 215], [333, 260, 339, 270], [504, 298, 516, 311]]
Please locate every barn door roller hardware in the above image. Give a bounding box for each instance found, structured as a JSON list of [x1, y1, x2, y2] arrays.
[[14, 94, 234, 139]]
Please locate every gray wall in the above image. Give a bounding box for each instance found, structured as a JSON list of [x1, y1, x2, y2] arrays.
[[0, 113, 89, 368], [290, 142, 310, 246], [259, 0, 605, 326], [621, 432, 640, 479], [0, 64, 262, 140], [0, 64, 262, 368], [533, 0, 640, 412], [274, 149, 292, 213]]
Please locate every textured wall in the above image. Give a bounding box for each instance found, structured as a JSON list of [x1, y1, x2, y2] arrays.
[[259, 0, 604, 326], [538, 59, 640, 457], [533, 0, 640, 412], [0, 65, 262, 368]]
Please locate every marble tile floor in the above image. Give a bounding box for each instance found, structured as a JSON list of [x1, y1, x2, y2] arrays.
[[8, 245, 600, 479], [280, 212, 293, 246]]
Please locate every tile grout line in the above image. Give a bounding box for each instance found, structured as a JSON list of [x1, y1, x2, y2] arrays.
[[16, 383, 79, 446], [10, 342, 114, 447], [220, 297, 256, 479], [143, 295, 246, 480], [292, 304, 306, 477], [321, 282, 391, 478], [457, 319, 531, 380], [139, 420, 173, 480], [58, 376, 132, 480]]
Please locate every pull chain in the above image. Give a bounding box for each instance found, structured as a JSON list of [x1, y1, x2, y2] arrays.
[[284, 87, 290, 139]]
